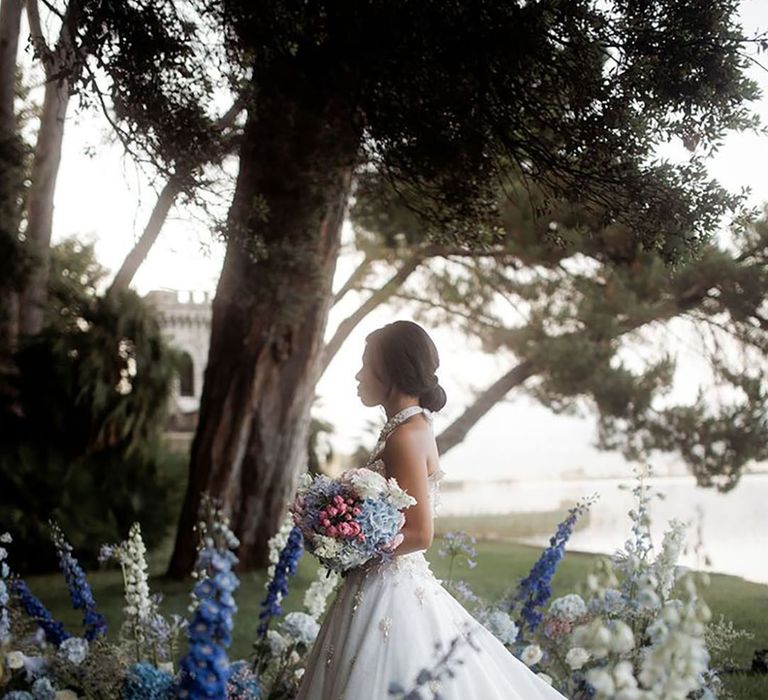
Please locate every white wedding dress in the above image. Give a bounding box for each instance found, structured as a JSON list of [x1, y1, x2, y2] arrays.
[[295, 405, 568, 700]]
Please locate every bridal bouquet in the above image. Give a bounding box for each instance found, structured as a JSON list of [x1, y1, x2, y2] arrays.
[[290, 468, 416, 574]]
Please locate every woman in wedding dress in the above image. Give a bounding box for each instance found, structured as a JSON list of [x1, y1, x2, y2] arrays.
[[295, 320, 568, 700]]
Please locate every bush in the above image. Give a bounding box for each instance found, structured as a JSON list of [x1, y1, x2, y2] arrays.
[[0, 240, 183, 572]]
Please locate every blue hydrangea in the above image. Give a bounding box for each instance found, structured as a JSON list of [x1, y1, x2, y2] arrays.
[[12, 580, 71, 646], [122, 661, 175, 700], [256, 525, 303, 638], [51, 524, 108, 641]]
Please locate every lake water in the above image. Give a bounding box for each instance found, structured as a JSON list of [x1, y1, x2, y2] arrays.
[[437, 473, 768, 584]]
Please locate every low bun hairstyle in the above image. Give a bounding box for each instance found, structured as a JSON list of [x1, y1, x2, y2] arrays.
[[365, 320, 447, 413]]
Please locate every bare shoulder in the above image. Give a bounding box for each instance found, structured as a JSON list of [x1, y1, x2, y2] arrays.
[[382, 420, 431, 469]]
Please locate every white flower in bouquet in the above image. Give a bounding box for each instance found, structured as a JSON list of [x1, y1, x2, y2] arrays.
[[565, 646, 590, 670], [521, 644, 543, 666], [548, 593, 587, 621], [537, 672, 553, 685], [342, 469, 389, 500], [280, 611, 320, 646], [386, 477, 417, 509], [313, 534, 344, 559]]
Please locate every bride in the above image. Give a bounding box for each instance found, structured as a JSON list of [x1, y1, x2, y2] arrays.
[[295, 320, 568, 699]]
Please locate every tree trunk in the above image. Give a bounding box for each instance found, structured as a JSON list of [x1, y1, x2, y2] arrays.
[[17, 70, 70, 336], [166, 77, 359, 577], [0, 0, 23, 350]]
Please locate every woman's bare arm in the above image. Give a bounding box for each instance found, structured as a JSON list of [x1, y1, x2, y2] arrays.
[[381, 425, 434, 556]]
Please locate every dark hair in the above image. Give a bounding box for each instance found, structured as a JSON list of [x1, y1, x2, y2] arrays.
[[365, 320, 447, 412]]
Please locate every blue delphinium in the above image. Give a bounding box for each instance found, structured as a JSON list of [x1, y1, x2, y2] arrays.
[[226, 660, 262, 699], [256, 525, 304, 639], [122, 661, 175, 700], [12, 579, 71, 646], [510, 494, 597, 635], [177, 495, 240, 700], [50, 522, 108, 641]]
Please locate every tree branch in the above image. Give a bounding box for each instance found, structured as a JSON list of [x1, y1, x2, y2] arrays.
[[25, 0, 52, 71], [319, 252, 425, 375], [435, 360, 537, 454], [332, 250, 373, 306]]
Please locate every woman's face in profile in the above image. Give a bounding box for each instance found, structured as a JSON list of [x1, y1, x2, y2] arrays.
[[354, 344, 387, 407]]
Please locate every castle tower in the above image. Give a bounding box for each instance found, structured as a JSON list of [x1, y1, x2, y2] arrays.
[[144, 290, 212, 431]]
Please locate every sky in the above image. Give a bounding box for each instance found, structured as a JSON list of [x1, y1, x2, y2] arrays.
[[31, 1, 768, 483]]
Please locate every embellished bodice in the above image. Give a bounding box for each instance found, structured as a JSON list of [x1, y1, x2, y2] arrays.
[[362, 405, 446, 516]]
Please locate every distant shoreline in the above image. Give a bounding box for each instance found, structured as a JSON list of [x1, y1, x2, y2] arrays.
[[441, 470, 768, 489]]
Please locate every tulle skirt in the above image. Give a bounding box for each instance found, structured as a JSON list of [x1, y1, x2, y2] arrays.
[[295, 552, 568, 699]]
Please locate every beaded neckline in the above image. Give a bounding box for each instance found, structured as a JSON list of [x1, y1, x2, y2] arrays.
[[377, 405, 434, 444]]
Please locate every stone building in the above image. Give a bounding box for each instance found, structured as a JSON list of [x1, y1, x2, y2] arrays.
[[144, 290, 212, 433]]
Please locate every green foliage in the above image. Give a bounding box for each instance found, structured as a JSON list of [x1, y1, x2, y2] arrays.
[[64, 1, 762, 264], [351, 166, 768, 490], [0, 240, 182, 572]]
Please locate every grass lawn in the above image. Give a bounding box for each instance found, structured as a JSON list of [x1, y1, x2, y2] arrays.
[[21, 536, 768, 700]]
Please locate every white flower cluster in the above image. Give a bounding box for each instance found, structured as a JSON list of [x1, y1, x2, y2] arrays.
[[571, 618, 635, 659], [548, 594, 587, 622], [337, 468, 417, 510], [521, 644, 543, 666], [652, 518, 687, 598], [386, 477, 418, 510], [636, 578, 712, 699], [303, 566, 340, 619], [565, 516, 713, 700], [585, 660, 638, 698], [342, 468, 388, 500], [124, 523, 153, 622], [565, 647, 590, 670]]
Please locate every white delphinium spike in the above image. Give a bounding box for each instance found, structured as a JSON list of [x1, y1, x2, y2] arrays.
[[303, 565, 341, 619], [653, 518, 688, 599], [265, 508, 296, 591]]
